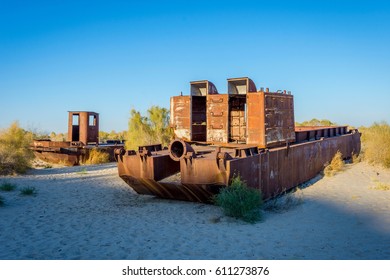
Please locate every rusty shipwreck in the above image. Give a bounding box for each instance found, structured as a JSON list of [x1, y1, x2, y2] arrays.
[[31, 111, 124, 166], [115, 77, 361, 202]]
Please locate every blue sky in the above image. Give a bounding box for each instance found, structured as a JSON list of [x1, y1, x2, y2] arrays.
[[1, 0, 389, 133]]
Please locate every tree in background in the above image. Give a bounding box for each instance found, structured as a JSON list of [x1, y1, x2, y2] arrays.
[[296, 118, 336, 126], [126, 106, 173, 150], [99, 130, 126, 143], [50, 132, 67, 142], [0, 122, 34, 175]]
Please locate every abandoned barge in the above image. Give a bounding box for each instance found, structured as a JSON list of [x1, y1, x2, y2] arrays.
[[115, 77, 361, 202], [31, 111, 124, 166]]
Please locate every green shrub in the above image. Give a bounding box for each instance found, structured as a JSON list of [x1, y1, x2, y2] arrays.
[[324, 151, 345, 177], [0, 122, 34, 175], [360, 122, 390, 168], [84, 148, 110, 164], [0, 182, 17, 192], [126, 106, 173, 150], [213, 175, 263, 223], [20, 186, 37, 196]]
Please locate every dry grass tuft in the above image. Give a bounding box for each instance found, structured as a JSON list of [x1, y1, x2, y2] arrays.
[[84, 148, 110, 165], [324, 151, 345, 177], [370, 180, 390, 191], [360, 122, 390, 168]]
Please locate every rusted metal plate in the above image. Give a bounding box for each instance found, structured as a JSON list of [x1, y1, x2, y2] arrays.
[[247, 92, 295, 147], [247, 92, 265, 146], [263, 93, 295, 147], [170, 96, 191, 141], [207, 94, 229, 143]]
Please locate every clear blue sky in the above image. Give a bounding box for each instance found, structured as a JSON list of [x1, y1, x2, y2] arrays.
[[1, 0, 389, 133]]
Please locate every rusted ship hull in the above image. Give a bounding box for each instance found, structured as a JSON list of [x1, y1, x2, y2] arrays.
[[31, 111, 124, 166], [116, 129, 361, 203], [116, 77, 361, 203], [32, 140, 123, 166]]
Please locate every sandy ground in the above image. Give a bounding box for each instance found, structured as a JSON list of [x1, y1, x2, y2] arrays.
[[0, 161, 389, 260]]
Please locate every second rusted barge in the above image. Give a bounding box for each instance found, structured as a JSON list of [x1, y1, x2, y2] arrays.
[[32, 111, 124, 166], [115, 78, 361, 202]]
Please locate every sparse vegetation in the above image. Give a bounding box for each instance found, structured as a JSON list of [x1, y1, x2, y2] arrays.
[[0, 182, 17, 192], [360, 122, 390, 168], [370, 180, 390, 191], [84, 148, 110, 164], [126, 106, 174, 150], [213, 175, 263, 223], [0, 122, 34, 175], [324, 151, 345, 177], [99, 130, 126, 143], [20, 186, 37, 196]]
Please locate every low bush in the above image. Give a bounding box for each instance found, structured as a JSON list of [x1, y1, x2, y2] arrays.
[[0, 122, 34, 175], [20, 186, 37, 196], [213, 175, 263, 223], [0, 182, 17, 192], [360, 122, 390, 168], [324, 151, 345, 177], [84, 148, 110, 164]]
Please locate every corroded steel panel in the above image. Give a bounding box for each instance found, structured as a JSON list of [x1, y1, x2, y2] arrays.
[[247, 92, 265, 146], [263, 93, 295, 147], [170, 96, 191, 141], [247, 92, 295, 147], [207, 94, 229, 143]]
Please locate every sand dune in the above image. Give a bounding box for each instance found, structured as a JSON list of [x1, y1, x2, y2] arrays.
[[0, 161, 389, 260]]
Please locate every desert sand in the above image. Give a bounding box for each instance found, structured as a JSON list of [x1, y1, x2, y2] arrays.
[[0, 161, 389, 260]]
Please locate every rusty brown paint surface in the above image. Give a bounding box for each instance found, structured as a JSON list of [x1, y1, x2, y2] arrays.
[[207, 94, 229, 143]]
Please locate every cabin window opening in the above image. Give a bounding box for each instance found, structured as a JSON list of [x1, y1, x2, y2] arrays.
[[72, 114, 79, 126], [89, 115, 96, 126]]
